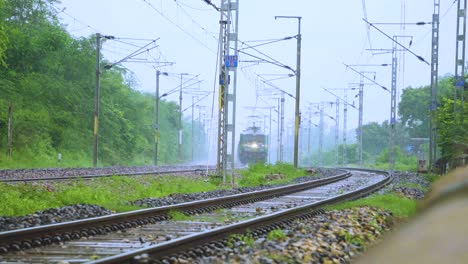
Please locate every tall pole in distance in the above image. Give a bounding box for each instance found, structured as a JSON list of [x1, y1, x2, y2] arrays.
[[93, 33, 101, 167], [191, 96, 198, 163], [358, 77, 364, 168], [178, 73, 188, 162], [269, 107, 272, 164], [429, 0, 440, 172], [390, 37, 398, 174], [277, 98, 281, 162], [155, 71, 160, 165], [343, 92, 348, 165], [335, 99, 340, 165], [280, 93, 285, 162], [275, 16, 302, 168], [319, 104, 324, 166]]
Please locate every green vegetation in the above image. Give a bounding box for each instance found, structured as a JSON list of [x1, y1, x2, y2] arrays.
[[168, 210, 193, 221], [266, 229, 287, 241], [0, 0, 207, 168], [326, 194, 417, 218], [0, 176, 220, 216], [238, 163, 310, 187], [0, 163, 315, 217], [226, 231, 255, 249]]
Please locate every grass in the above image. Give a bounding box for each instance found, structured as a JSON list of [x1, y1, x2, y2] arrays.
[[326, 194, 417, 218], [168, 210, 193, 221], [238, 162, 312, 187], [0, 176, 221, 216], [267, 229, 287, 241], [0, 163, 319, 217]]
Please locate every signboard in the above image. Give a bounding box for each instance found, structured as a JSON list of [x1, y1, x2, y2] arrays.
[[225, 55, 238, 67], [219, 74, 231, 85]]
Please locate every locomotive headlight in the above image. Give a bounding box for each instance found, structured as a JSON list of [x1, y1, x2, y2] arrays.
[[250, 142, 259, 149]]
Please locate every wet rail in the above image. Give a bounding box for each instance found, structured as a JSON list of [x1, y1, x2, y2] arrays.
[[0, 165, 215, 183], [0, 169, 390, 263]]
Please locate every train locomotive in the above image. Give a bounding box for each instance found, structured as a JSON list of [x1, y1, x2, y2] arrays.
[[238, 126, 268, 164]]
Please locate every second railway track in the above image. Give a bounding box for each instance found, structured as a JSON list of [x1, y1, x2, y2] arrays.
[[0, 168, 391, 263]]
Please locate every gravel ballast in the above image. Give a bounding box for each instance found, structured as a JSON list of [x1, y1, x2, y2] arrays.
[[176, 207, 394, 264]]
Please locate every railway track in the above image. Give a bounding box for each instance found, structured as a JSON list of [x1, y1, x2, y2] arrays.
[[0, 165, 215, 183], [0, 169, 391, 263]]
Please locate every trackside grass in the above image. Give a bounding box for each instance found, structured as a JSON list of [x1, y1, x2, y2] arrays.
[[326, 194, 417, 218], [0, 163, 315, 217], [238, 163, 311, 187], [0, 176, 221, 216]]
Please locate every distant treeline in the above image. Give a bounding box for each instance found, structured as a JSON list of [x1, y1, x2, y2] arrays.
[[0, 0, 206, 168]]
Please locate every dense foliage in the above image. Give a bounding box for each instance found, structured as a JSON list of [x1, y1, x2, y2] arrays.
[[0, 0, 204, 168]]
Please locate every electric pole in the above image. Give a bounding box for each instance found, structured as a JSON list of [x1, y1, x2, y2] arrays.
[[178, 73, 189, 162], [454, 0, 467, 127], [323, 87, 359, 166], [335, 99, 340, 165], [390, 37, 398, 174], [217, 0, 239, 184], [280, 93, 285, 162], [430, 0, 440, 171], [275, 16, 302, 168], [93, 33, 101, 168], [319, 105, 324, 166], [155, 70, 160, 165], [358, 77, 364, 168], [343, 92, 348, 166]]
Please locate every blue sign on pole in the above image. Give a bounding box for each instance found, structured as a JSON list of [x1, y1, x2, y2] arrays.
[[225, 55, 238, 67]]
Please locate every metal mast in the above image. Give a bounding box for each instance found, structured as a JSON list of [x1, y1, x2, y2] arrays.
[[280, 93, 285, 162], [343, 92, 348, 166], [454, 0, 467, 125], [390, 37, 398, 174], [93, 33, 101, 167], [217, 0, 239, 184], [335, 99, 340, 165], [358, 77, 364, 168], [319, 104, 324, 166], [430, 0, 440, 171]]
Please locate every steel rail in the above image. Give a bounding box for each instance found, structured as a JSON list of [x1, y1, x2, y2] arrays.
[[91, 169, 391, 263], [0, 166, 216, 183], [0, 170, 350, 253]]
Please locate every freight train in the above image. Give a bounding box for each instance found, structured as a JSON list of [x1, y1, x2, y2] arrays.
[[238, 126, 268, 164]]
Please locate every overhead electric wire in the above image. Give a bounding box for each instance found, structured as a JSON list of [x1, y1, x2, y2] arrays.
[[52, 4, 101, 33], [238, 36, 296, 51], [176, 0, 212, 11], [362, 0, 373, 50], [344, 63, 390, 93], [363, 18, 430, 66], [237, 50, 294, 72], [141, 0, 216, 54], [239, 40, 294, 73], [174, 0, 218, 42]]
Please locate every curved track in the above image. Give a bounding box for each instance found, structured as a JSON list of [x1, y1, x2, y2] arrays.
[[0, 169, 391, 263]]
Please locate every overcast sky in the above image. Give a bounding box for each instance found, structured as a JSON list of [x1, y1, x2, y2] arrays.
[[57, 0, 458, 135]]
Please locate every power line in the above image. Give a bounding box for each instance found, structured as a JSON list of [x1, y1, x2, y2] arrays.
[[52, 4, 101, 33], [238, 36, 296, 51], [176, 0, 212, 11], [141, 0, 216, 54], [363, 18, 430, 66], [362, 0, 373, 50], [174, 0, 219, 42]]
